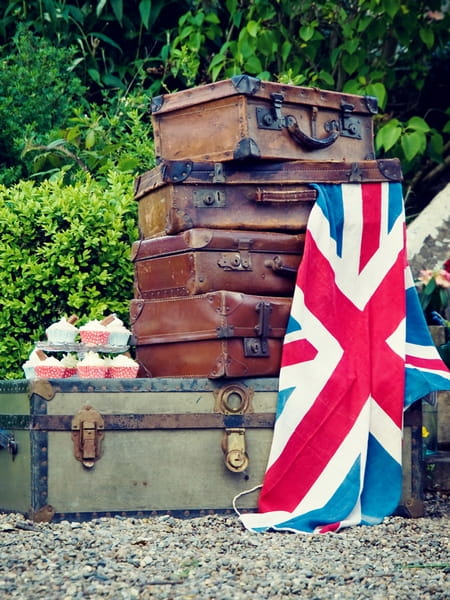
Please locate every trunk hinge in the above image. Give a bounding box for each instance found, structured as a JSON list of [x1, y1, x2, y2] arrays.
[[71, 406, 104, 469]]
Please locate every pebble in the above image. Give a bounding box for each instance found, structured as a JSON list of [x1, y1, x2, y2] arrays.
[[0, 492, 448, 599]]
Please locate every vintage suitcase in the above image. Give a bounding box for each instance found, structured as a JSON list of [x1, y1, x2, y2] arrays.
[[134, 158, 402, 239], [130, 291, 291, 378], [131, 228, 304, 299], [0, 378, 424, 521], [150, 75, 378, 163]]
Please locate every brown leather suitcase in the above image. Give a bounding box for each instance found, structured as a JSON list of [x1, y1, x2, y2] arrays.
[[130, 292, 291, 378], [150, 75, 378, 163], [131, 228, 304, 299], [134, 158, 402, 239]]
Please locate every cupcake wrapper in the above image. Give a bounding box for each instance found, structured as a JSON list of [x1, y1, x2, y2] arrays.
[[63, 367, 78, 378], [35, 365, 66, 379], [46, 330, 78, 345], [110, 366, 139, 379], [80, 331, 110, 345], [77, 366, 108, 378], [108, 332, 130, 346]]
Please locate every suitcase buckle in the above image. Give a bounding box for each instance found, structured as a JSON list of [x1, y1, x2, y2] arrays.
[[71, 406, 105, 469]]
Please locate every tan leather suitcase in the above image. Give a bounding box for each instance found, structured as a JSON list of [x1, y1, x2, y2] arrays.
[[134, 158, 402, 239], [150, 75, 378, 163], [131, 228, 304, 299], [130, 291, 291, 378]]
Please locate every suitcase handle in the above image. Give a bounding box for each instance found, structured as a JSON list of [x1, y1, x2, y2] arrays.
[[285, 114, 340, 150], [264, 256, 298, 276], [254, 188, 317, 204]]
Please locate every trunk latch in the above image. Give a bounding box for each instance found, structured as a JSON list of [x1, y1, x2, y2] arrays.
[[71, 406, 104, 469]]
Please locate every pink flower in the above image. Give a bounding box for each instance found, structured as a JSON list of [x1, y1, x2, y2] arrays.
[[418, 269, 434, 285], [436, 270, 450, 288]]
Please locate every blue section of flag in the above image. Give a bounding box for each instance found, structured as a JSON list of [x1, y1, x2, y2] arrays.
[[275, 386, 295, 420], [387, 183, 403, 233], [270, 456, 362, 533], [312, 184, 344, 258], [405, 283, 434, 346], [360, 434, 402, 524], [286, 315, 301, 334]]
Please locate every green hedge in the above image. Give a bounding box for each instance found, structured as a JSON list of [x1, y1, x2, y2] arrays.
[[0, 170, 137, 379]]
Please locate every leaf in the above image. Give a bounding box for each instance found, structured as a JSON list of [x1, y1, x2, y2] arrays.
[[138, 0, 151, 29], [85, 129, 96, 149], [90, 32, 123, 53], [406, 116, 430, 133], [246, 20, 259, 37], [401, 131, 426, 162], [299, 25, 314, 42], [365, 82, 387, 110], [96, 0, 108, 17], [382, 0, 400, 19], [419, 27, 434, 49], [110, 0, 123, 25], [244, 55, 263, 74], [375, 121, 402, 152], [342, 53, 360, 76]]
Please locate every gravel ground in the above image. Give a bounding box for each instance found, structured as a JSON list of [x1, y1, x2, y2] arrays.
[[1, 492, 449, 600]]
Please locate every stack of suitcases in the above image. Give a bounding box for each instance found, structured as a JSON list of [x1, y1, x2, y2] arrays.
[[130, 74, 403, 379]]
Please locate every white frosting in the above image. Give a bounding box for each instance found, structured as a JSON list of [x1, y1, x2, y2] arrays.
[[80, 320, 107, 332], [40, 356, 62, 366], [79, 351, 105, 366], [60, 354, 78, 368], [105, 315, 124, 329], [111, 354, 138, 367], [46, 317, 78, 333], [23, 349, 44, 367]]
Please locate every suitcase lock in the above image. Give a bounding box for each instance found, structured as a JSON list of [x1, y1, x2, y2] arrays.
[[215, 384, 253, 473], [244, 301, 272, 358], [221, 428, 249, 473], [71, 406, 104, 469]]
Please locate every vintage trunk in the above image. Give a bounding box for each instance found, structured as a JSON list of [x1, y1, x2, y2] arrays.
[[130, 292, 291, 378], [150, 75, 378, 163], [0, 378, 424, 521], [134, 158, 402, 239], [131, 229, 304, 299]]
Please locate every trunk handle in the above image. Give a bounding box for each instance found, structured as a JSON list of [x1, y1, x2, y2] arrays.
[[254, 187, 317, 204]]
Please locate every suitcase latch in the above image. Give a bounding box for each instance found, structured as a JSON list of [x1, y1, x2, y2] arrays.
[[71, 406, 105, 469], [221, 428, 249, 472], [193, 189, 226, 207], [0, 429, 18, 461], [244, 301, 272, 357], [218, 239, 252, 271]]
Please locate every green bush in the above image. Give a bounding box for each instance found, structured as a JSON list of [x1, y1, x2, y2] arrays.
[[0, 170, 138, 379], [0, 26, 87, 185]]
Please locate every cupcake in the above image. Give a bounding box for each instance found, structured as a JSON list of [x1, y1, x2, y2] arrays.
[[106, 316, 131, 347], [79, 319, 109, 346], [46, 315, 79, 345], [34, 355, 66, 379], [60, 353, 78, 378], [109, 354, 139, 379], [77, 351, 108, 378], [22, 349, 46, 379]]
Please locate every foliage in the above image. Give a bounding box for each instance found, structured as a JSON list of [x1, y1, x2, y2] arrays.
[[24, 89, 157, 185], [0, 26, 88, 186], [0, 0, 190, 95], [0, 171, 137, 379], [162, 0, 450, 216]]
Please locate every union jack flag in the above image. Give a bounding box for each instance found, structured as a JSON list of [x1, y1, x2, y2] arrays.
[[240, 182, 450, 533]]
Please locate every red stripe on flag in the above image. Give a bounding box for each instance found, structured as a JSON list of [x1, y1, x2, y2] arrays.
[[281, 339, 318, 367], [406, 356, 449, 371], [359, 183, 382, 273]]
